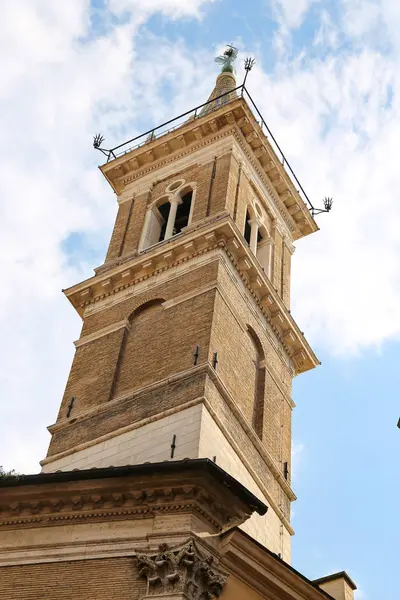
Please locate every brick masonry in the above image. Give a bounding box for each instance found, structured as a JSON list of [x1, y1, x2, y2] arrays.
[[0, 557, 145, 600], [42, 107, 315, 565]]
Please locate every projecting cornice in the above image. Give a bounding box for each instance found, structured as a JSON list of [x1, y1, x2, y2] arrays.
[[64, 215, 319, 375], [0, 460, 266, 532], [100, 97, 318, 241]]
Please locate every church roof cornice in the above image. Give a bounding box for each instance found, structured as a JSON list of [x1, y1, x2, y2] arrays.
[[0, 459, 266, 531]]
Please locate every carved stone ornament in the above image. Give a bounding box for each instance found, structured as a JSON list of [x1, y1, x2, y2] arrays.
[[136, 539, 227, 599]]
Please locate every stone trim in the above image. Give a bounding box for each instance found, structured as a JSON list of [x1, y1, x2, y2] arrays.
[[204, 369, 297, 505], [120, 130, 237, 190], [44, 382, 205, 442], [202, 399, 294, 535], [162, 282, 217, 310], [74, 319, 129, 348], [101, 97, 317, 239], [63, 216, 318, 374], [42, 362, 294, 531]]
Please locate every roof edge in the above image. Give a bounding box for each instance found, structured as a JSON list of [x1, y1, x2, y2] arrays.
[[313, 571, 357, 591], [0, 458, 267, 517]]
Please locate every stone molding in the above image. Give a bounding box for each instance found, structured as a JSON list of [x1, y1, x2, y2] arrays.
[[0, 473, 244, 533], [41, 364, 294, 529], [74, 318, 130, 348], [136, 539, 227, 600], [162, 282, 218, 310], [204, 370, 296, 506], [44, 368, 206, 438], [100, 97, 317, 240], [64, 216, 318, 374]]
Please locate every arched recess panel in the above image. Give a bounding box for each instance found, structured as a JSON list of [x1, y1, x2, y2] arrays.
[[210, 294, 259, 424], [247, 326, 266, 440], [112, 291, 216, 400]]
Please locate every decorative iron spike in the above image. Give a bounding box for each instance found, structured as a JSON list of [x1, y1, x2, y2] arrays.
[[66, 396, 75, 418], [170, 434, 177, 458], [93, 133, 104, 149], [323, 197, 333, 212], [244, 57, 256, 72], [213, 352, 218, 369], [193, 345, 200, 366], [283, 461, 289, 480]]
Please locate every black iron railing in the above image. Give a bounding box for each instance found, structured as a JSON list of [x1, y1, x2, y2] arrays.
[[94, 84, 331, 217]]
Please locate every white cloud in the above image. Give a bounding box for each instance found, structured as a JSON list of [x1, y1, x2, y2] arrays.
[[314, 9, 339, 48], [341, 0, 382, 39], [109, 0, 217, 19], [0, 1, 216, 474], [245, 4, 400, 354], [2, 0, 400, 476], [272, 0, 321, 30], [291, 442, 306, 484]]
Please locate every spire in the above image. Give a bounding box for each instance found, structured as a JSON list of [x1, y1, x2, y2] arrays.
[[199, 45, 239, 117]]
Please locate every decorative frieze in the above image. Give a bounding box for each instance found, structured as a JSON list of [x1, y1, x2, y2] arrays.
[[0, 483, 230, 529]]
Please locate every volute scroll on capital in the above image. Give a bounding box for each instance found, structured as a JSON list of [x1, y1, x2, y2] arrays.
[[136, 538, 228, 600]]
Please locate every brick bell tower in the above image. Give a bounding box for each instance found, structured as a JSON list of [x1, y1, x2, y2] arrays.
[[41, 48, 319, 564]]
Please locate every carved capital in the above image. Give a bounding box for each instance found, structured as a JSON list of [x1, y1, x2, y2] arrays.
[[136, 539, 227, 600]]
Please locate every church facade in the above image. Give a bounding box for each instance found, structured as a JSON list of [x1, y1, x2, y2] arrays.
[[0, 49, 356, 600]]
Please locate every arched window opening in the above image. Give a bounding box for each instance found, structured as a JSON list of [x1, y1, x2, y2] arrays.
[[174, 190, 193, 234], [141, 186, 194, 252], [247, 326, 265, 440]]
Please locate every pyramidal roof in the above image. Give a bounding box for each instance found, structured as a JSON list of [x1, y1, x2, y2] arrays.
[[199, 70, 238, 117]]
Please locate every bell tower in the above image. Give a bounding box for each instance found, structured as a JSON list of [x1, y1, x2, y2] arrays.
[[41, 48, 319, 563]]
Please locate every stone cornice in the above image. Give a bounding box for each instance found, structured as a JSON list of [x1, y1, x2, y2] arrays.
[[64, 216, 318, 374], [41, 363, 295, 530], [0, 461, 263, 532], [100, 97, 318, 241]]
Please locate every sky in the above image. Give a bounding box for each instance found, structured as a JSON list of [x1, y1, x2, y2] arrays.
[[0, 0, 399, 598]]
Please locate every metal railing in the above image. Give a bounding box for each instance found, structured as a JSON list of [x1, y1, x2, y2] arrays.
[[94, 84, 331, 217]]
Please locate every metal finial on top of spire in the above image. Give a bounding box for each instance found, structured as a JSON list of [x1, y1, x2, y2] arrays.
[[215, 45, 238, 73]]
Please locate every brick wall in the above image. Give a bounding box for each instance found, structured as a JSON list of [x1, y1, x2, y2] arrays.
[[55, 262, 218, 423], [105, 153, 233, 264], [0, 557, 145, 600], [48, 368, 207, 457]]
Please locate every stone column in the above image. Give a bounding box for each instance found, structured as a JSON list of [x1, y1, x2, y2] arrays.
[[249, 219, 259, 255], [164, 198, 181, 240], [257, 237, 274, 278]]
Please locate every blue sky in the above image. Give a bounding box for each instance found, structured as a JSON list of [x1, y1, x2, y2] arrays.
[[0, 1, 399, 599]]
